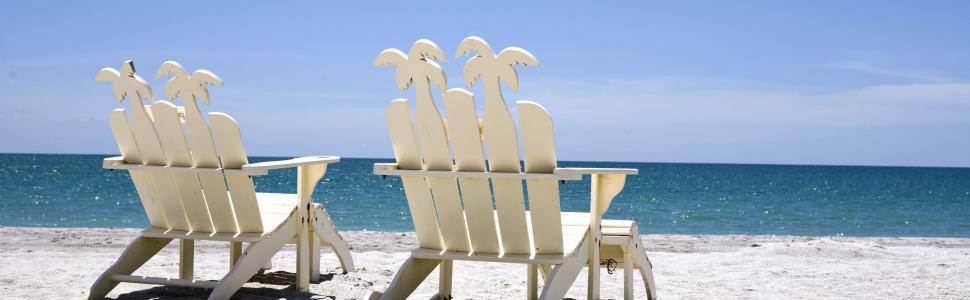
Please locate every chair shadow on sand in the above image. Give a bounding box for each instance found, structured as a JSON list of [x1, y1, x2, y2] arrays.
[[108, 271, 340, 299]]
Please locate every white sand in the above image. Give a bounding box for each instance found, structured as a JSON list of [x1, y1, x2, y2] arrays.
[[1, 227, 968, 299]]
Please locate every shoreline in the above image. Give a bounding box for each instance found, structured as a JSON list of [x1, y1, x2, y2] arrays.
[[2, 227, 968, 299]]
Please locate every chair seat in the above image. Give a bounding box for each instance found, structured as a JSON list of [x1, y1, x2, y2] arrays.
[[413, 211, 643, 265], [140, 192, 304, 242], [253, 192, 301, 228], [532, 211, 638, 250], [560, 212, 638, 236]]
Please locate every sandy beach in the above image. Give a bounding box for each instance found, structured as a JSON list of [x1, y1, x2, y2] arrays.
[[1, 227, 967, 299]]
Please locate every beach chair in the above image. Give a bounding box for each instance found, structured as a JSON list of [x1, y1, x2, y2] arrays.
[[89, 60, 354, 300], [370, 37, 657, 299]]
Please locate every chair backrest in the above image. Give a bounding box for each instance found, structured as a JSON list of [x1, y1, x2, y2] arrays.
[[384, 88, 565, 256], [108, 98, 264, 234]]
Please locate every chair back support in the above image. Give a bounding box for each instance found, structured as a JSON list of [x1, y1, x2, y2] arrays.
[[384, 90, 564, 256], [108, 87, 263, 234]]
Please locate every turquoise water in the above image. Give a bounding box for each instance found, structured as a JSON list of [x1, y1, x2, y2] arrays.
[[1, 153, 968, 237]]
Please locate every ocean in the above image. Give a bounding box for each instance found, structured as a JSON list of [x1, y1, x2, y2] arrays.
[[1, 153, 968, 237]]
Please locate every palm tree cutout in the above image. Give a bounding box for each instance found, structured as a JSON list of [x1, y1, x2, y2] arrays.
[[95, 60, 153, 104], [156, 61, 223, 106], [456, 36, 539, 113], [155, 61, 224, 168], [374, 39, 451, 171], [456, 36, 539, 173], [373, 39, 448, 112], [95, 60, 165, 164]]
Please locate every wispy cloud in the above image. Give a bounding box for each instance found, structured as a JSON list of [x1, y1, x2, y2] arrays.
[[223, 86, 374, 101], [513, 76, 970, 166], [827, 60, 952, 82], [524, 77, 970, 128]]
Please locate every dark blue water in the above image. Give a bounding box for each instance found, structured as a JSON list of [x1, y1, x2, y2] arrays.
[[1, 153, 968, 237]]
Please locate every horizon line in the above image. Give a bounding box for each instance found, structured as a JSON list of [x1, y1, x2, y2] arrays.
[[3, 151, 968, 170]]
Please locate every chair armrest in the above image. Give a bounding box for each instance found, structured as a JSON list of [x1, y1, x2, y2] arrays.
[[239, 156, 340, 176], [104, 155, 339, 176], [373, 163, 399, 173], [378, 164, 638, 175], [559, 167, 636, 235], [102, 156, 224, 174], [553, 167, 638, 176], [374, 163, 583, 180], [244, 156, 339, 207], [103, 156, 125, 168]]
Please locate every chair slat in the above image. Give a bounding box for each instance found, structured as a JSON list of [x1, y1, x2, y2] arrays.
[[129, 103, 190, 231], [442, 89, 500, 253], [198, 174, 236, 232], [414, 95, 470, 252], [491, 179, 529, 254], [442, 90, 486, 172], [482, 94, 530, 255], [109, 109, 166, 228], [184, 102, 236, 233], [151, 101, 214, 233], [518, 101, 564, 255], [425, 177, 469, 252], [385, 100, 442, 249], [209, 113, 263, 233]]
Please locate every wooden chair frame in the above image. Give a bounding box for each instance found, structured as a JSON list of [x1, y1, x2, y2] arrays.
[[370, 37, 657, 300], [90, 60, 353, 300], [91, 156, 355, 300]]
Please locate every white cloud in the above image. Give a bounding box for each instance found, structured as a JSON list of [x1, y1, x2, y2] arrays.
[[520, 77, 970, 127], [827, 61, 952, 82], [510, 76, 970, 166]]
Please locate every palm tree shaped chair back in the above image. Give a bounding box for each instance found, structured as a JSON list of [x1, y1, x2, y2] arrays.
[[101, 61, 266, 234], [374, 38, 576, 256], [372, 37, 656, 299], [101, 60, 309, 236], [90, 60, 353, 300]]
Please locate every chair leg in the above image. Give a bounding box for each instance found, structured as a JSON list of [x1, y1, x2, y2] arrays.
[[637, 250, 658, 300], [588, 236, 600, 300], [209, 218, 296, 300], [625, 236, 657, 300], [230, 241, 243, 268], [311, 206, 355, 273], [89, 236, 172, 300], [623, 250, 633, 300], [527, 264, 539, 300], [539, 264, 552, 280], [625, 224, 658, 300], [369, 257, 440, 300], [438, 260, 453, 299], [296, 215, 310, 292], [179, 239, 194, 280], [539, 238, 589, 300], [236, 243, 273, 273], [262, 256, 273, 271], [310, 234, 321, 282]]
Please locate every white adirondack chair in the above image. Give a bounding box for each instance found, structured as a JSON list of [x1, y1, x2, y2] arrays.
[[89, 60, 354, 300], [370, 38, 657, 299]]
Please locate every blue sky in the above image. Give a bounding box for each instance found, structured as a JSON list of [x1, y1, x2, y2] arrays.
[[1, 1, 969, 167]]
